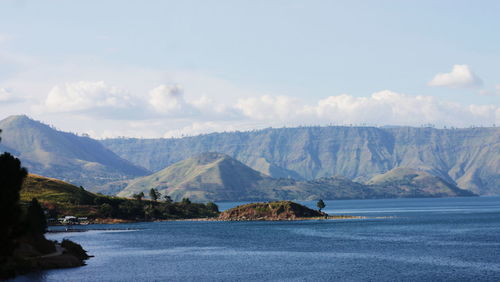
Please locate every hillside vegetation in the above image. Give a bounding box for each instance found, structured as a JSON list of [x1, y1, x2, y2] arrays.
[[113, 153, 475, 202], [102, 126, 500, 195], [21, 174, 219, 220]]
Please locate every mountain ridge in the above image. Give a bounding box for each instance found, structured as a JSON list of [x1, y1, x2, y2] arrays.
[[115, 153, 475, 202], [101, 126, 499, 195], [0, 115, 149, 188]]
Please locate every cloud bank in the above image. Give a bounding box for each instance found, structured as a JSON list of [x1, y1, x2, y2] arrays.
[[34, 81, 499, 137], [45, 81, 137, 114], [428, 65, 483, 89]]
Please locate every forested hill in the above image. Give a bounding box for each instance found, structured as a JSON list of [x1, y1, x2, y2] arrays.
[[101, 126, 499, 195]]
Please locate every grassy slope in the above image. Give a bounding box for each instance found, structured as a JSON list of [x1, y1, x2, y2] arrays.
[[116, 153, 476, 202], [21, 174, 218, 219], [366, 168, 476, 197], [117, 152, 272, 201], [21, 174, 100, 217]]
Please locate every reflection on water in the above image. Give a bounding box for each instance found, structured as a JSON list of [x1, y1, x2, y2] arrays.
[[12, 197, 500, 282]]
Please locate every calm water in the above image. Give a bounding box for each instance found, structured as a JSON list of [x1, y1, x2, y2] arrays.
[[13, 197, 500, 281]]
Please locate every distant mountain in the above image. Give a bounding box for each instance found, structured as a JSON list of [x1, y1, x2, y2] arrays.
[[0, 115, 149, 188], [366, 168, 476, 197], [101, 126, 500, 195], [116, 152, 279, 201], [366, 168, 470, 197], [116, 153, 475, 202]]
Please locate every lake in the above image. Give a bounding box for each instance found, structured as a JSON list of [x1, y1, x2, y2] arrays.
[[13, 197, 500, 281]]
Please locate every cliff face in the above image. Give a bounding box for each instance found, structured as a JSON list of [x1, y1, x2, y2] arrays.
[[102, 126, 499, 195], [218, 201, 325, 221]]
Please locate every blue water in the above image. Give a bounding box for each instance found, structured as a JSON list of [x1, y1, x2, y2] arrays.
[[13, 197, 500, 281]]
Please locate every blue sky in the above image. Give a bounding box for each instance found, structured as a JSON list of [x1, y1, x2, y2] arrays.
[[0, 0, 499, 137]]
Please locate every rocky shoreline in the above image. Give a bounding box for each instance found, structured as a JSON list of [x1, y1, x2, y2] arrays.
[[170, 214, 367, 221], [1, 237, 91, 280]]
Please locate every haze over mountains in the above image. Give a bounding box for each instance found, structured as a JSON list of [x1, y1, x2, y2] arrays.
[[102, 126, 499, 195], [0, 115, 148, 188], [0, 115, 498, 198]]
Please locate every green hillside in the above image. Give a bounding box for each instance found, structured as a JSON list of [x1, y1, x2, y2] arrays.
[[116, 153, 476, 202], [0, 115, 149, 188], [21, 174, 98, 207], [20, 174, 219, 220]]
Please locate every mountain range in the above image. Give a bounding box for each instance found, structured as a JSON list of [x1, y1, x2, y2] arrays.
[[0, 115, 148, 188], [102, 125, 499, 195], [114, 152, 474, 202], [1, 115, 498, 197]]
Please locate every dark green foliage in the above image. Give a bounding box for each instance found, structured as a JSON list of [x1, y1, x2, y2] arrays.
[[132, 192, 144, 201], [0, 152, 28, 257], [163, 194, 173, 203], [99, 203, 113, 217], [19, 171, 219, 221], [149, 188, 160, 202], [117, 200, 144, 218], [206, 202, 219, 212], [181, 198, 191, 205], [25, 198, 47, 235], [317, 199, 325, 212], [61, 239, 90, 260]]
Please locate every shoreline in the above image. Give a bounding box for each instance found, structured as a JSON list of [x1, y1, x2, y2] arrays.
[[48, 215, 393, 229]]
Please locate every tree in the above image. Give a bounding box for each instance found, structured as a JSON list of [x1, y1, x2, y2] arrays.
[[163, 194, 173, 203], [132, 192, 144, 201], [25, 198, 47, 235], [99, 203, 113, 218], [149, 188, 160, 202], [316, 199, 325, 212], [0, 151, 28, 257], [181, 197, 191, 205]]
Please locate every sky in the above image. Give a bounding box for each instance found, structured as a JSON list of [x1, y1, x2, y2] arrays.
[[0, 0, 499, 138]]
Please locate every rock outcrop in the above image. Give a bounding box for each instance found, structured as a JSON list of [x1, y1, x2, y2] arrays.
[[218, 201, 325, 221]]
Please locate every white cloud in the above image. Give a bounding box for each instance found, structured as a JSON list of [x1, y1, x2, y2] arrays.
[[148, 85, 192, 115], [233, 90, 499, 128], [17, 87, 497, 138], [428, 64, 483, 88], [43, 81, 138, 117], [235, 95, 305, 121], [162, 121, 248, 138], [0, 88, 21, 103]]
